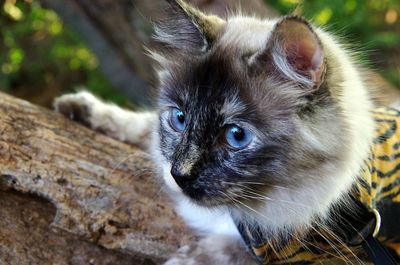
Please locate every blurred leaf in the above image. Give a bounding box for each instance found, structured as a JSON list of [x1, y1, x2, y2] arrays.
[[345, 0, 357, 13], [3, 2, 24, 21], [315, 7, 333, 25], [10, 47, 24, 64], [0, 0, 125, 106], [372, 32, 400, 47]]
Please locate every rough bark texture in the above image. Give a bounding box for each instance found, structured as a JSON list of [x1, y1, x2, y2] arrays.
[[0, 92, 194, 264], [0, 190, 155, 265], [1, 0, 399, 263]]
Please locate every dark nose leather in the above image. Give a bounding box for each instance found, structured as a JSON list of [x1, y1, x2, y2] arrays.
[[170, 167, 193, 188]]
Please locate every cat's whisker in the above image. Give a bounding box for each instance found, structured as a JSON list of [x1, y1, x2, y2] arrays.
[[227, 193, 346, 262], [217, 190, 247, 218], [309, 225, 356, 265], [312, 220, 364, 265], [311, 224, 352, 264], [222, 190, 295, 259], [226, 188, 357, 262], [56, 3, 392, 262], [226, 191, 273, 222], [108, 153, 145, 176], [236, 181, 266, 185], [234, 186, 316, 210]]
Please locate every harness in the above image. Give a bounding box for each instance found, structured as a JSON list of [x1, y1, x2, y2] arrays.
[[235, 108, 400, 264]]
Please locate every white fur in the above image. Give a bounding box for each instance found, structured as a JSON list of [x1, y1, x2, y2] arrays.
[[150, 129, 240, 237], [164, 234, 254, 265], [175, 198, 239, 236], [212, 16, 374, 234], [155, 16, 374, 236], [55, 92, 239, 237], [54, 91, 157, 150], [54, 13, 376, 263]]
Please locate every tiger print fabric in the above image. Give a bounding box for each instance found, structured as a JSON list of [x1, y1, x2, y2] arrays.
[[237, 108, 400, 264]]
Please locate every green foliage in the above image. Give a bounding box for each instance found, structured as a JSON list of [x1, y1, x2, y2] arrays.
[[267, 0, 400, 87], [0, 0, 127, 106]]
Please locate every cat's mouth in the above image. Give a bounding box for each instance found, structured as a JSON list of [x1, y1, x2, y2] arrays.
[[164, 169, 246, 207], [170, 173, 211, 204], [163, 167, 229, 204], [180, 183, 207, 202]]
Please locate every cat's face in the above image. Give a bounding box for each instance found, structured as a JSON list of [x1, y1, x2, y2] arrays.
[[152, 1, 350, 215], [157, 54, 296, 206]]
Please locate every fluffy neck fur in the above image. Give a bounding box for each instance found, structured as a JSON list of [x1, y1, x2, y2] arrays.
[[151, 11, 375, 237], [224, 17, 374, 234]]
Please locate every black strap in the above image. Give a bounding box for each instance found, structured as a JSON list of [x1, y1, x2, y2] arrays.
[[333, 196, 398, 265], [235, 193, 399, 265], [362, 235, 397, 265]]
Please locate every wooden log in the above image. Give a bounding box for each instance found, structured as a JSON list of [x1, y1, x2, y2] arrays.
[[0, 92, 194, 264]]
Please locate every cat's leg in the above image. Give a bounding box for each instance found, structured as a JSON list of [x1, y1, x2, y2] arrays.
[[164, 235, 256, 265], [54, 91, 157, 150]]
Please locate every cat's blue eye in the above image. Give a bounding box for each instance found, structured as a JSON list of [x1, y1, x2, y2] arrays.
[[225, 125, 253, 149], [169, 108, 186, 132]]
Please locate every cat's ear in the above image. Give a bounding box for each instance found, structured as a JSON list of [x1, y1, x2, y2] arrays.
[[154, 0, 225, 54], [255, 16, 326, 89]]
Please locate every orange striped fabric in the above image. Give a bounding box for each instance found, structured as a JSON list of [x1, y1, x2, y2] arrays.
[[238, 108, 400, 264]]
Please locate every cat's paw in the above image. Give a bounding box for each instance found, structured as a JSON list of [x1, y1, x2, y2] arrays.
[[163, 236, 255, 265], [163, 245, 197, 265], [54, 91, 98, 127]]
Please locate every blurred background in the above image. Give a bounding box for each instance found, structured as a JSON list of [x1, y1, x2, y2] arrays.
[[0, 0, 399, 109]]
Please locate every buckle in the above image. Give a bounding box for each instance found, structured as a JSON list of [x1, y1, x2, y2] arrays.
[[371, 208, 381, 238]]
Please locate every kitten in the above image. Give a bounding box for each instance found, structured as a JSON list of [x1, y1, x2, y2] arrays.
[[54, 0, 378, 264]]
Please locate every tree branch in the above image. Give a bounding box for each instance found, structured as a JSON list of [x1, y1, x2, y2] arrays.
[[0, 92, 193, 264]]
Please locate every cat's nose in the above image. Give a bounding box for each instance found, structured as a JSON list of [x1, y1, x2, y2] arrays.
[[170, 167, 193, 188]]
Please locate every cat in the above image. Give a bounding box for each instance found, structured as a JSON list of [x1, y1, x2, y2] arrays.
[[54, 0, 400, 264]]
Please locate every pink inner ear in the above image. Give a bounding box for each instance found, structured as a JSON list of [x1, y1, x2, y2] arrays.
[[285, 34, 323, 71], [274, 18, 325, 85]]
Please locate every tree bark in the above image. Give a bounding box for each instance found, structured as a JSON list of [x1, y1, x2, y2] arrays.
[[0, 92, 194, 264]]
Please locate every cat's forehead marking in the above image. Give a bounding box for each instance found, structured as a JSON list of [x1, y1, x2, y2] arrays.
[[176, 145, 201, 175], [176, 56, 252, 126], [220, 95, 246, 120]]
